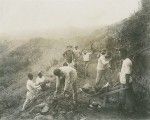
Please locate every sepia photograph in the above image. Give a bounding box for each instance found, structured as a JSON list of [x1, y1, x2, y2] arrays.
[[0, 0, 150, 119]]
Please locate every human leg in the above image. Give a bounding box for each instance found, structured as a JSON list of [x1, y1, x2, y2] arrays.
[[119, 84, 126, 110], [95, 70, 104, 90], [22, 98, 30, 111], [54, 78, 61, 97], [72, 82, 77, 104], [84, 61, 89, 78], [22, 93, 36, 111], [125, 83, 135, 112]]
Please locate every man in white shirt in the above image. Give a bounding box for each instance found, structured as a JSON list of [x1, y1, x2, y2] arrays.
[[22, 73, 41, 111], [120, 58, 132, 84], [53, 66, 77, 103], [36, 72, 50, 91], [82, 51, 92, 62], [82, 50, 92, 78], [119, 48, 135, 112], [95, 51, 111, 91]]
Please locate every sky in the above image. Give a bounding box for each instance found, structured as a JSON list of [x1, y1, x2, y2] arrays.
[[0, 0, 141, 37]]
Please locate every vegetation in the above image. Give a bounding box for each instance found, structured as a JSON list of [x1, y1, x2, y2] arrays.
[[0, 0, 150, 119]]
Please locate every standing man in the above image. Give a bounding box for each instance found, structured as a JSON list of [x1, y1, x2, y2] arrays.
[[95, 50, 112, 91], [53, 66, 77, 103], [63, 45, 75, 67], [119, 48, 135, 112], [82, 50, 92, 78], [73, 46, 81, 60], [73, 46, 81, 69], [22, 73, 41, 111]]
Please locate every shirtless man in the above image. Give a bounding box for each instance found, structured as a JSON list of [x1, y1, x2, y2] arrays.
[[53, 66, 77, 103]]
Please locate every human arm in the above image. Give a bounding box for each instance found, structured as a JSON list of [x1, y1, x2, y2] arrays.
[[97, 53, 101, 58], [63, 51, 67, 58], [42, 76, 51, 84], [53, 77, 61, 97], [82, 51, 85, 56], [72, 51, 75, 59], [55, 77, 60, 93], [35, 77, 46, 86], [125, 74, 131, 86], [100, 56, 110, 65], [125, 59, 132, 85], [106, 63, 111, 70], [63, 73, 71, 92], [27, 81, 41, 92], [89, 51, 93, 55], [78, 50, 82, 56]]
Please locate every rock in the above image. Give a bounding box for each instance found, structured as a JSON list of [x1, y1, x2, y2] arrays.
[[73, 113, 81, 120], [59, 110, 66, 115], [82, 83, 93, 90], [81, 83, 95, 94], [80, 117, 87, 120], [20, 112, 30, 119], [57, 114, 66, 120], [30, 102, 49, 114], [0, 86, 4, 91], [34, 114, 53, 120], [102, 82, 110, 88], [66, 111, 74, 120], [41, 105, 49, 113]]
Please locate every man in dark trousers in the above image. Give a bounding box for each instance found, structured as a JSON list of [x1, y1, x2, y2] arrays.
[[63, 45, 75, 67], [119, 48, 135, 113]]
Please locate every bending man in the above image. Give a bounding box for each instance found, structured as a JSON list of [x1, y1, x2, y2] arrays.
[[53, 66, 77, 103]]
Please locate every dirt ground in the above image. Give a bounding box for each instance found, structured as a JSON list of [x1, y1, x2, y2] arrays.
[[1, 57, 150, 120]]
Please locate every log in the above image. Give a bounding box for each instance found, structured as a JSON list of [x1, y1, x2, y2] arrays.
[[98, 87, 128, 98], [81, 86, 128, 98]]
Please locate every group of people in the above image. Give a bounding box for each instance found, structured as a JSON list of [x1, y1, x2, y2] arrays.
[[22, 72, 50, 111], [22, 45, 135, 112], [63, 45, 93, 77]]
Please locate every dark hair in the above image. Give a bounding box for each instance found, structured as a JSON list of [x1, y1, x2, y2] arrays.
[[28, 73, 33, 80], [63, 62, 68, 66], [38, 72, 42, 76], [105, 52, 112, 59], [101, 49, 106, 55], [53, 69, 61, 76], [120, 48, 128, 59]]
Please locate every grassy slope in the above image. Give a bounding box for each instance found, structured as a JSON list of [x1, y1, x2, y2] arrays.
[[0, 38, 66, 118], [1, 0, 150, 119]]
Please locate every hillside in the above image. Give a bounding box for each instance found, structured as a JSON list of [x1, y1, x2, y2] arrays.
[[85, 0, 150, 112], [0, 0, 150, 119]]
